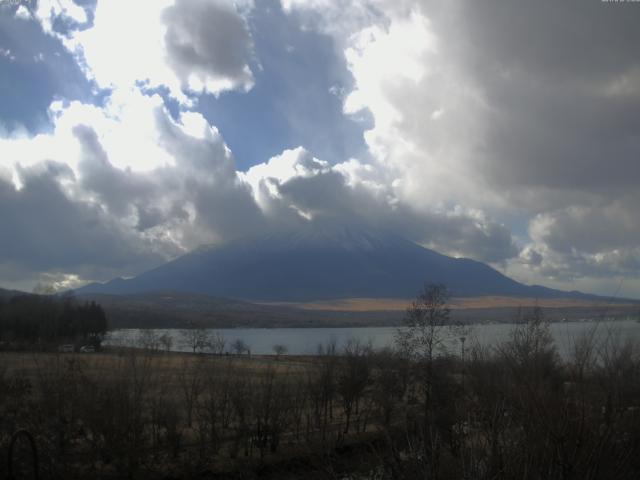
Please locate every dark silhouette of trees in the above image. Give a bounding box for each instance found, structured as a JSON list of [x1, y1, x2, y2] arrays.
[[0, 293, 108, 347]]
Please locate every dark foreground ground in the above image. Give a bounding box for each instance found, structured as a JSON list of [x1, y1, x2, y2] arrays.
[[2, 317, 640, 479]]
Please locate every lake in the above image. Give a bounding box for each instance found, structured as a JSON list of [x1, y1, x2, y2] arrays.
[[104, 318, 640, 358]]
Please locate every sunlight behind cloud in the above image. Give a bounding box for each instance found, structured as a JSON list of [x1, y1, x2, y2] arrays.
[[36, 0, 255, 104]]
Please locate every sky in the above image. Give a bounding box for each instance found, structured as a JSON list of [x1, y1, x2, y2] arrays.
[[0, 0, 639, 298]]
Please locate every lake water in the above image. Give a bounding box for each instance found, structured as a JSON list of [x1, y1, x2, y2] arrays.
[[105, 318, 640, 358]]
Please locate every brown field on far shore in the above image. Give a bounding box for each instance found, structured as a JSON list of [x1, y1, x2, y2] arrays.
[[260, 296, 635, 312]]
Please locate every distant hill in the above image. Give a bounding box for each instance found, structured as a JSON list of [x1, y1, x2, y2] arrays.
[[0, 287, 24, 300], [76, 290, 639, 329], [75, 291, 404, 329], [77, 222, 607, 302]]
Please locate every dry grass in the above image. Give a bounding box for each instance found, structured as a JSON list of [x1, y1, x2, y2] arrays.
[[0, 349, 311, 381]]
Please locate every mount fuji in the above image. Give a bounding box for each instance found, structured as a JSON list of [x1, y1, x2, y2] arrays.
[[77, 222, 596, 302]]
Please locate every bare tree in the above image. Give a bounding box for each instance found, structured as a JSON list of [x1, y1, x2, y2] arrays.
[[370, 348, 409, 427], [232, 338, 249, 356], [137, 330, 160, 351], [337, 339, 372, 433], [272, 344, 288, 360], [210, 332, 226, 355], [395, 283, 455, 362], [158, 332, 173, 352], [394, 283, 459, 477], [181, 322, 211, 354], [177, 357, 204, 428], [503, 305, 556, 368], [315, 339, 338, 439], [196, 359, 236, 455]]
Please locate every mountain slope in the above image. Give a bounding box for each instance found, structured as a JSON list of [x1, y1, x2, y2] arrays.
[[77, 224, 599, 302]]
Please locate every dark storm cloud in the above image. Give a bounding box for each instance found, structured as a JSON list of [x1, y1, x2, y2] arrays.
[[0, 161, 163, 273], [162, 0, 254, 92], [74, 123, 191, 234], [276, 167, 518, 263], [394, 0, 640, 277], [154, 108, 267, 238], [532, 204, 640, 256], [74, 125, 160, 218], [420, 0, 640, 196]]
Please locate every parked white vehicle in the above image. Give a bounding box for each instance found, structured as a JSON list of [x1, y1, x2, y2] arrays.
[[58, 344, 74, 353], [80, 345, 95, 353]]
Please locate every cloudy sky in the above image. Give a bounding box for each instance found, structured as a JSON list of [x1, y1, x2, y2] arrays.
[[0, 0, 639, 298]]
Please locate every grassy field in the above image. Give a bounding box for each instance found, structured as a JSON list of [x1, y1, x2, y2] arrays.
[[1, 347, 387, 479], [1, 349, 314, 378]]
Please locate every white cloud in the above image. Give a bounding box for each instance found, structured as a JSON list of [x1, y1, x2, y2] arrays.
[[0, 47, 16, 61], [244, 147, 328, 193], [36, 0, 256, 103], [0, 89, 174, 176], [343, 11, 435, 120], [34, 0, 88, 36], [70, 1, 181, 97], [282, 2, 496, 213], [14, 5, 31, 20]]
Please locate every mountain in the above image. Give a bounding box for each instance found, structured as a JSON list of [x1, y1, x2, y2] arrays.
[[77, 222, 601, 302]]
